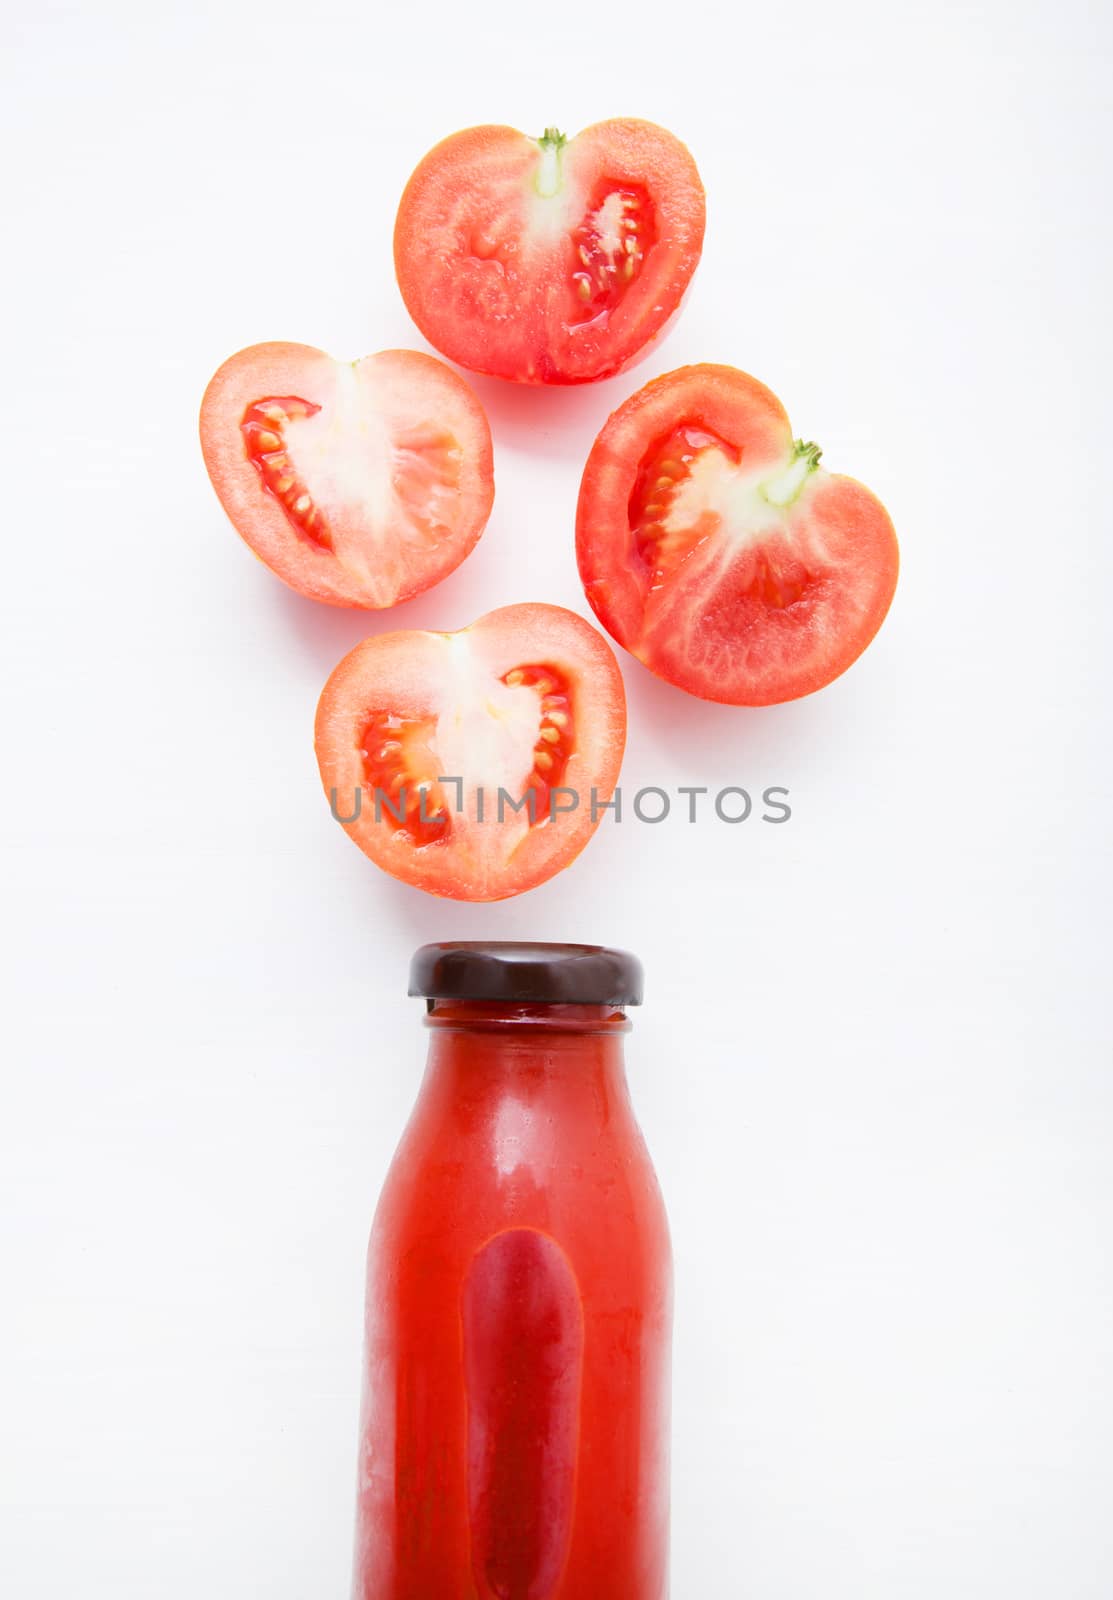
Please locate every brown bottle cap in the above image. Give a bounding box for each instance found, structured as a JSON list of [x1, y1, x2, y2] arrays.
[[409, 942, 644, 1006]]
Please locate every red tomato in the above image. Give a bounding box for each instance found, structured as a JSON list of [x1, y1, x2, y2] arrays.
[[576, 365, 900, 705], [200, 343, 494, 607], [315, 604, 626, 900], [394, 120, 705, 385]]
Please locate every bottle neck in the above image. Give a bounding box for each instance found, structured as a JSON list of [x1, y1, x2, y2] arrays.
[[418, 1000, 633, 1125], [425, 998, 631, 1036]]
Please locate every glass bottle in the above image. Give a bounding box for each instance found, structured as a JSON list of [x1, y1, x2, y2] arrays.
[[353, 941, 672, 1599]]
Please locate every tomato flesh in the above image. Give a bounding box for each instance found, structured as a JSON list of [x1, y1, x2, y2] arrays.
[[315, 605, 625, 900], [577, 365, 900, 705], [200, 343, 494, 607], [394, 121, 705, 385]]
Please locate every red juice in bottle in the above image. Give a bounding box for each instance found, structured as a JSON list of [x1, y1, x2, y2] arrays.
[[353, 941, 672, 1599]]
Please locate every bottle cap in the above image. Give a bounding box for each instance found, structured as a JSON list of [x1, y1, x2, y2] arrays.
[[409, 942, 643, 1007]]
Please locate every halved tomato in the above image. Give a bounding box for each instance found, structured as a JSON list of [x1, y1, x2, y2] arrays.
[[394, 120, 705, 385], [314, 604, 626, 900], [576, 365, 900, 705], [200, 343, 494, 607]]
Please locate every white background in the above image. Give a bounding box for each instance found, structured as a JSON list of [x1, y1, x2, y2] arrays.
[[3, 0, 1111, 1594]]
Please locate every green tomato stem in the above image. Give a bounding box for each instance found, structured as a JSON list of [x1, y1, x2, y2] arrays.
[[535, 127, 567, 198], [761, 440, 823, 509]]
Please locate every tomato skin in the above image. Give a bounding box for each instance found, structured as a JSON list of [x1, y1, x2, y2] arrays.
[[314, 604, 627, 901], [394, 120, 706, 385], [576, 364, 900, 706], [200, 343, 494, 608]]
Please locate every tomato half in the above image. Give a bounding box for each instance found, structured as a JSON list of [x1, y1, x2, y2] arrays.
[[576, 365, 900, 705], [200, 343, 494, 607], [394, 120, 705, 385], [314, 604, 626, 900]]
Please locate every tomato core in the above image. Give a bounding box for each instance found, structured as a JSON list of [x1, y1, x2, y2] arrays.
[[627, 425, 831, 611], [357, 663, 574, 847]]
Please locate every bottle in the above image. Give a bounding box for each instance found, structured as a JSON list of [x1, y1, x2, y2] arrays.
[[352, 941, 672, 1600]]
